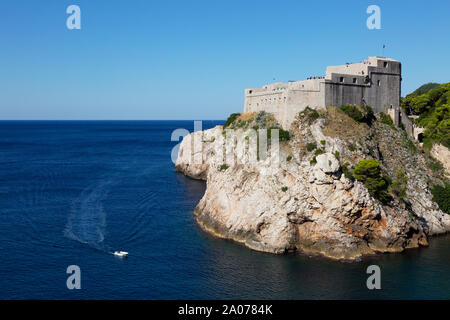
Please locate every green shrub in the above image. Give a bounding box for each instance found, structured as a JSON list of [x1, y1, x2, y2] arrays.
[[389, 169, 408, 200], [320, 140, 326, 145], [353, 159, 391, 203], [348, 144, 356, 152], [265, 126, 291, 142], [342, 162, 355, 181], [219, 164, 229, 171], [254, 126, 291, 160], [310, 156, 317, 165], [431, 184, 450, 214], [275, 127, 291, 141], [361, 105, 376, 125], [294, 197, 299, 201], [334, 151, 340, 160], [314, 148, 325, 156], [379, 112, 396, 129], [340, 105, 364, 122], [286, 155, 292, 162], [405, 137, 417, 154], [224, 113, 241, 129], [255, 111, 278, 129], [299, 107, 320, 123], [281, 186, 288, 192], [402, 83, 450, 148], [429, 159, 444, 173], [306, 142, 317, 152]]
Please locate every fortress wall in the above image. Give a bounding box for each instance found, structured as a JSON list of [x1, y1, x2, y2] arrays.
[[399, 107, 415, 139], [244, 79, 325, 129], [364, 72, 401, 113], [244, 91, 287, 114], [325, 81, 365, 107], [365, 59, 401, 113], [288, 79, 322, 91], [280, 85, 325, 129], [326, 62, 369, 77], [325, 61, 401, 113], [244, 57, 401, 130], [324, 71, 368, 108]]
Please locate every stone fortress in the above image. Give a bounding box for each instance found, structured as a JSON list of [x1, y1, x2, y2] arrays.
[[244, 56, 403, 129]]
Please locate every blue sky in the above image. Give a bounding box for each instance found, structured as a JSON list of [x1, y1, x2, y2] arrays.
[[1, 0, 449, 120]]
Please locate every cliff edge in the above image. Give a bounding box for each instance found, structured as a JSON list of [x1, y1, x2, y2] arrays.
[[175, 108, 450, 260]]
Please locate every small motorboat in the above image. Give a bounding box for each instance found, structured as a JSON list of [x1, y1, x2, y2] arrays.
[[113, 251, 128, 258]]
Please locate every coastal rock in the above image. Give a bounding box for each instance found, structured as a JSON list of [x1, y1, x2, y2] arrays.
[[175, 113, 450, 260], [431, 143, 450, 178], [316, 153, 340, 174]]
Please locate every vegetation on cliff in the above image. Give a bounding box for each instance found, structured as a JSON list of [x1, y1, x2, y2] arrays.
[[298, 107, 320, 124], [223, 103, 447, 212], [401, 82, 450, 149], [177, 101, 450, 260], [389, 169, 408, 200], [303, 104, 447, 209], [339, 105, 375, 125], [430, 183, 450, 214], [223, 111, 291, 142], [224, 113, 241, 129], [353, 159, 391, 203], [411, 82, 440, 96]]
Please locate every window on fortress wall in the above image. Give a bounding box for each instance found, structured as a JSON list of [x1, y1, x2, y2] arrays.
[[249, 90, 252, 94], [383, 62, 388, 68], [353, 78, 357, 84], [339, 77, 344, 83], [377, 80, 381, 86]]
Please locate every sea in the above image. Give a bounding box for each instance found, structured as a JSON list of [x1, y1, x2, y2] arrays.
[[0, 120, 449, 299]]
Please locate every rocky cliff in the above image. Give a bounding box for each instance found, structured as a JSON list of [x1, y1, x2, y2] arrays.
[[175, 108, 450, 260]]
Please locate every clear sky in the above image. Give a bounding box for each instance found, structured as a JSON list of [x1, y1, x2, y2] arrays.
[[1, 0, 449, 120]]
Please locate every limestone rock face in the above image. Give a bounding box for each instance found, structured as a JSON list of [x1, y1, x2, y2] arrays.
[[175, 120, 449, 260], [431, 143, 450, 178], [174, 129, 217, 180], [316, 153, 340, 174]]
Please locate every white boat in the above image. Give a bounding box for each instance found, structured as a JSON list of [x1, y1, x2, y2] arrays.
[[113, 251, 128, 257]]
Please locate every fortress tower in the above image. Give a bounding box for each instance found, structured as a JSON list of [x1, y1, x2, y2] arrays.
[[244, 56, 401, 128]]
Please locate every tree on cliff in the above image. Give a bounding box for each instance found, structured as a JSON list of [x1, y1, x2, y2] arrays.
[[401, 82, 450, 149], [353, 159, 391, 204]]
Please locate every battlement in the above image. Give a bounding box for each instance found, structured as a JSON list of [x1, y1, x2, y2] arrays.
[[244, 57, 402, 128], [325, 56, 401, 79]]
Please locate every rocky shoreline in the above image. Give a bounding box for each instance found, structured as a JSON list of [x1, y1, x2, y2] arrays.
[[175, 110, 450, 260]]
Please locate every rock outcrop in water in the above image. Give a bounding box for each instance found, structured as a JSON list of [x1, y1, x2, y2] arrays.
[[175, 108, 450, 260]]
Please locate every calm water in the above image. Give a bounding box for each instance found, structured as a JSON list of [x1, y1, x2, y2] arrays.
[[0, 120, 449, 300]]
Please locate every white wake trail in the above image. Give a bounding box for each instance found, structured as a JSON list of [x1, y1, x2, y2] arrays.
[[64, 179, 115, 252]]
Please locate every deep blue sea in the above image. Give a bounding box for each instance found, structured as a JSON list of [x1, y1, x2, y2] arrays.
[[0, 120, 449, 299]]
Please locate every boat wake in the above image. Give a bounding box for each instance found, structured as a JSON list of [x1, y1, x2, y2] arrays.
[[64, 179, 115, 253]]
